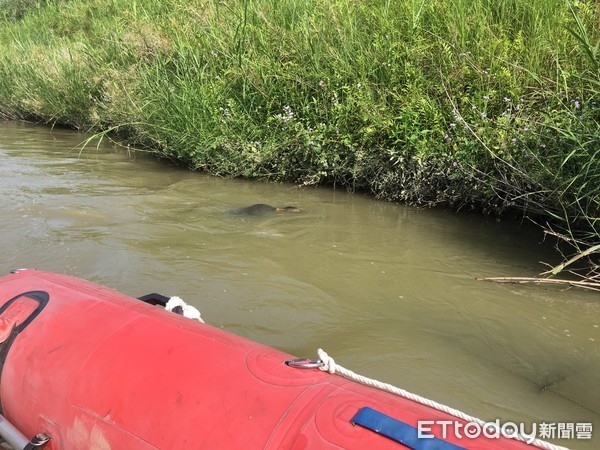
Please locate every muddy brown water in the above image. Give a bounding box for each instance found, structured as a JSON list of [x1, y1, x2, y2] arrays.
[[1, 121, 598, 448]]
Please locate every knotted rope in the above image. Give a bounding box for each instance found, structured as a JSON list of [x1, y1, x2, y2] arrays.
[[317, 349, 569, 450], [165, 296, 204, 323]]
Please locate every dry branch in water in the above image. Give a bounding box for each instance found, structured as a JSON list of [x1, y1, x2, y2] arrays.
[[478, 276, 600, 292], [480, 224, 600, 293]]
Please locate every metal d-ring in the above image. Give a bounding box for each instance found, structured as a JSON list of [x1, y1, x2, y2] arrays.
[[284, 358, 324, 369]]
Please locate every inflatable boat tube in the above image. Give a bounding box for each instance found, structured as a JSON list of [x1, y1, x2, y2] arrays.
[[0, 270, 550, 450]]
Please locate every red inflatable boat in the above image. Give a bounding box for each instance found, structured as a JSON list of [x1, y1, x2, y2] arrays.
[[0, 269, 559, 450]]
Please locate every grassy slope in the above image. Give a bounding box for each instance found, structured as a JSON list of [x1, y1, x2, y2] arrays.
[[0, 0, 599, 251]]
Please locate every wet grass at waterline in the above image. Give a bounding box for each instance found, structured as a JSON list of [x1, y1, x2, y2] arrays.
[[0, 0, 599, 278]]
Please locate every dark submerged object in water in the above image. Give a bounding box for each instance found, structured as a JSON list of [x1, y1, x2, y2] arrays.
[[234, 203, 301, 215]]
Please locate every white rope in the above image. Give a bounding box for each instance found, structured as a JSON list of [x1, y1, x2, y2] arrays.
[[317, 349, 569, 450], [165, 297, 204, 323]]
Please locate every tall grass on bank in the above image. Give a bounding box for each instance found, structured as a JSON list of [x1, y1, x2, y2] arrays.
[[0, 0, 599, 276]]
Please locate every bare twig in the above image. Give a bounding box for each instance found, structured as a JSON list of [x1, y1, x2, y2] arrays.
[[541, 243, 600, 276], [478, 276, 600, 292]]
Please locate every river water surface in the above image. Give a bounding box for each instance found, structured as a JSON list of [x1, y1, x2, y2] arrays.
[[1, 121, 598, 449]]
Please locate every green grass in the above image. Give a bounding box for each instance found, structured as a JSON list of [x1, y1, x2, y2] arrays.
[[0, 0, 599, 270]]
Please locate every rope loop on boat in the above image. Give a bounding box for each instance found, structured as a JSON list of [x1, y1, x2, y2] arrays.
[[316, 349, 569, 450], [165, 297, 204, 323]]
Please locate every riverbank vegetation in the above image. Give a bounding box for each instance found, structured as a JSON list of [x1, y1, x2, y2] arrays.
[[0, 0, 599, 283]]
